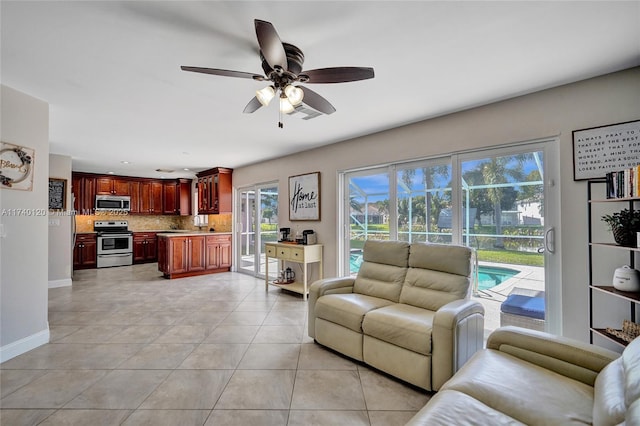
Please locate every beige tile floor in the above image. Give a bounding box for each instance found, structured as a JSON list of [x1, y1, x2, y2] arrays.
[[0, 263, 430, 425]]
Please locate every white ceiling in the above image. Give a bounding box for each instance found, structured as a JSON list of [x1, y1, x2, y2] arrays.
[[2, 1, 639, 179]]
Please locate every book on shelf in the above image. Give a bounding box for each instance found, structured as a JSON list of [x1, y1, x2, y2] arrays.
[[606, 166, 640, 199]]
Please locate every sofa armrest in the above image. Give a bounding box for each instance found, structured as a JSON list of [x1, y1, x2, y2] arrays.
[[432, 299, 485, 390], [307, 277, 355, 338], [487, 326, 620, 386]]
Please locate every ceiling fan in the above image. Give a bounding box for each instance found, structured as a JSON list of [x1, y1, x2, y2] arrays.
[[181, 19, 374, 127]]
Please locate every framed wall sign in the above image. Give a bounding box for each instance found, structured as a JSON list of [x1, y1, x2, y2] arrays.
[[49, 178, 67, 210], [289, 172, 320, 221], [1, 141, 35, 191], [573, 119, 640, 180]]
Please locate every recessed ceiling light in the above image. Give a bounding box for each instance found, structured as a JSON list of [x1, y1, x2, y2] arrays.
[[107, 171, 114, 174], [183, 168, 190, 171], [121, 161, 131, 164]]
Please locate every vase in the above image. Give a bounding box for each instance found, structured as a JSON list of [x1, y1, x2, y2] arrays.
[[612, 226, 636, 247]]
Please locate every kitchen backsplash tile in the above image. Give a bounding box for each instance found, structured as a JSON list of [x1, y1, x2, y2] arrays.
[[75, 213, 232, 233]]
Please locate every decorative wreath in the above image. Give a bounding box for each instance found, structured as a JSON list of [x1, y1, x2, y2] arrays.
[[0, 147, 32, 188]]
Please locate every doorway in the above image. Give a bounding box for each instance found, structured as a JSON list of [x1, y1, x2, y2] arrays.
[[237, 183, 279, 277]]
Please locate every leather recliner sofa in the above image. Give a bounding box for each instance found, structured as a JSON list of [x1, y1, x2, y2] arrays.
[[407, 326, 640, 425], [308, 239, 485, 391]]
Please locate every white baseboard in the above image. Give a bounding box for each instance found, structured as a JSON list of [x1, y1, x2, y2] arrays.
[[0, 326, 50, 363], [48, 278, 72, 288]]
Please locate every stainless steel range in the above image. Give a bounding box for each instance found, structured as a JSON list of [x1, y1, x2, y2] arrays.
[[94, 220, 133, 268]]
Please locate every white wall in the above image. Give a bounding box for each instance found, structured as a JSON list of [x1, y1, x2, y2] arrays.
[[48, 154, 72, 288], [0, 85, 50, 362], [233, 67, 640, 342]]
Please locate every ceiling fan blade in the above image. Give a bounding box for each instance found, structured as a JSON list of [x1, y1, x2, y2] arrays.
[[299, 86, 336, 115], [301, 67, 375, 84], [254, 19, 288, 71], [243, 97, 262, 114], [181, 66, 263, 80]]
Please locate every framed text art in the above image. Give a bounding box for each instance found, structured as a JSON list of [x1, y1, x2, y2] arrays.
[[289, 172, 320, 221], [49, 178, 67, 210], [1, 141, 35, 191], [573, 120, 640, 180]]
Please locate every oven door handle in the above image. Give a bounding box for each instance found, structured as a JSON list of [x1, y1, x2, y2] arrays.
[[98, 254, 131, 257]]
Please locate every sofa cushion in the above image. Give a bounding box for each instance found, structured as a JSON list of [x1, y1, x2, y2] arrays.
[[623, 336, 640, 406], [593, 358, 626, 426], [353, 240, 409, 302], [406, 389, 526, 426], [362, 303, 435, 355], [315, 293, 394, 333], [399, 243, 472, 311], [442, 349, 595, 425]]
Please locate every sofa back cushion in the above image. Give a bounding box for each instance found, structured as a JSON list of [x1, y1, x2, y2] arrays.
[[623, 336, 640, 408], [353, 240, 410, 302], [399, 243, 472, 311]]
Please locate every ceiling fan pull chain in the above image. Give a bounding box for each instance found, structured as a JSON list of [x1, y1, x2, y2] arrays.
[[278, 105, 284, 128]]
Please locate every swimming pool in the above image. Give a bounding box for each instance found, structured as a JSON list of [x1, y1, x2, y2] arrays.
[[349, 252, 519, 291]]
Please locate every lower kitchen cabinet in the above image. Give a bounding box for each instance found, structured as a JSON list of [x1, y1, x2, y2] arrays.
[[158, 233, 231, 279], [73, 233, 97, 269], [133, 232, 157, 263], [206, 234, 232, 270]]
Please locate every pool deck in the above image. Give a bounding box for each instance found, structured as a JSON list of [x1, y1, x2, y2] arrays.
[[473, 261, 544, 338]]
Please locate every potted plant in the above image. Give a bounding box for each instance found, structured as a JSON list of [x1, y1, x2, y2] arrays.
[[601, 208, 640, 246]]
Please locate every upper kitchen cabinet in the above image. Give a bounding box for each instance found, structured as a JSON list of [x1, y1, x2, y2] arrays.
[[196, 167, 232, 214], [163, 179, 192, 216], [71, 173, 96, 214], [139, 180, 164, 214], [96, 176, 131, 195]]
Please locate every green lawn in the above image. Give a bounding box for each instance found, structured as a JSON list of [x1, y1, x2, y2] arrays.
[[477, 249, 543, 267]]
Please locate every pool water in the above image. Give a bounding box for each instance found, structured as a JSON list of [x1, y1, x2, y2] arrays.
[[476, 265, 520, 291], [349, 252, 519, 291]]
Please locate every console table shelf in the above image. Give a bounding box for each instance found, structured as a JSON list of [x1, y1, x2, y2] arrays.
[[265, 242, 323, 300]]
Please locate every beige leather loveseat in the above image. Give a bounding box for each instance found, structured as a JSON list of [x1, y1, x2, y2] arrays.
[[308, 240, 485, 391], [407, 326, 640, 425]]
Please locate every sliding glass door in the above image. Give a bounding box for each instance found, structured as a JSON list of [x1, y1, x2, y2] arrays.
[[237, 183, 279, 277], [340, 140, 560, 334]]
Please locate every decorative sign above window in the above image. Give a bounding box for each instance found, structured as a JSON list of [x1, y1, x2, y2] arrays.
[[0, 141, 35, 191], [289, 172, 320, 221], [573, 120, 640, 180]]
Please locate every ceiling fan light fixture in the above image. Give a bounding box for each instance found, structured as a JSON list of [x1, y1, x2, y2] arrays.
[[279, 94, 295, 114], [256, 85, 275, 107], [284, 84, 304, 106]]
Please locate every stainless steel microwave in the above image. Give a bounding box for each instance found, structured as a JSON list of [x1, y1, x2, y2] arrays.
[[95, 195, 131, 212]]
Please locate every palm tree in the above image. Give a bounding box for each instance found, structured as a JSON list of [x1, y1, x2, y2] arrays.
[[477, 155, 526, 248]]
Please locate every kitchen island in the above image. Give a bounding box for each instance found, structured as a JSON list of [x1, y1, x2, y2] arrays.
[[157, 232, 231, 279]]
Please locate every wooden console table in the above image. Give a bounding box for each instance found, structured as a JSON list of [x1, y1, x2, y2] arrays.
[[265, 242, 323, 300]]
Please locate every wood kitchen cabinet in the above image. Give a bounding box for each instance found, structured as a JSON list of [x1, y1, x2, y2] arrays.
[[158, 233, 230, 279], [133, 232, 157, 263], [206, 234, 232, 270], [163, 179, 192, 215], [95, 176, 130, 195], [196, 167, 232, 214], [72, 172, 192, 216], [71, 173, 96, 215], [73, 233, 97, 269], [139, 180, 163, 214]]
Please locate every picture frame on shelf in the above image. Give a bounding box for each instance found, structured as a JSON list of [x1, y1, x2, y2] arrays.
[[289, 171, 320, 221]]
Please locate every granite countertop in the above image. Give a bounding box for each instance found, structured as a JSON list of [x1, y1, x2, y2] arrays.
[[155, 231, 231, 237]]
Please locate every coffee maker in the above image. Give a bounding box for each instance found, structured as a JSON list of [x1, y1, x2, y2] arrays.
[[279, 227, 291, 242], [302, 230, 316, 245]]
